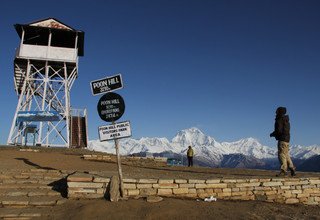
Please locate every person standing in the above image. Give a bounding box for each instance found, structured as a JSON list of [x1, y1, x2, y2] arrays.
[[187, 146, 194, 167], [270, 106, 296, 177]]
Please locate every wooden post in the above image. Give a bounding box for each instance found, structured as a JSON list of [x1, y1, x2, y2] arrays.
[[113, 122, 124, 197]]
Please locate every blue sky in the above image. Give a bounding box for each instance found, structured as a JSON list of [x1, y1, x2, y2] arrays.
[[0, 0, 320, 147]]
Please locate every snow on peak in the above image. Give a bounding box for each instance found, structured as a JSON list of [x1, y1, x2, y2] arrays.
[[173, 127, 204, 139], [241, 137, 260, 145], [88, 127, 320, 163], [221, 137, 276, 159], [172, 127, 215, 147], [290, 144, 320, 159]]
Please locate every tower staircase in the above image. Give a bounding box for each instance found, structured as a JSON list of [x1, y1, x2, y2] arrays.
[[14, 63, 26, 95]]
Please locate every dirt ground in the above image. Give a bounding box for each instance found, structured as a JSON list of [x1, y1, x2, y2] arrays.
[[49, 198, 320, 220], [1, 146, 320, 219]]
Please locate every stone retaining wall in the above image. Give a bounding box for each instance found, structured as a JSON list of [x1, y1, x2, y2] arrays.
[[67, 172, 320, 205], [82, 154, 167, 167]]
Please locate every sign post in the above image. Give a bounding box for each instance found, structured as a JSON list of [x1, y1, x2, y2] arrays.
[[98, 121, 131, 141], [113, 123, 124, 197], [97, 120, 132, 197], [97, 92, 125, 122], [97, 91, 127, 198]]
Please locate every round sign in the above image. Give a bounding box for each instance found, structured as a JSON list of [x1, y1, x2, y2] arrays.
[[97, 92, 125, 122]]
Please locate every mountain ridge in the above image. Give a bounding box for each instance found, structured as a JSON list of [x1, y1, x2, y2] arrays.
[[88, 127, 320, 169]]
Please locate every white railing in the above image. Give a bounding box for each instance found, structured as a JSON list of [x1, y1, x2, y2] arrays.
[[16, 44, 78, 62]]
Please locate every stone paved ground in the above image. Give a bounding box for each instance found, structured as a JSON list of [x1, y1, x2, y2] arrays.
[[0, 168, 68, 219]]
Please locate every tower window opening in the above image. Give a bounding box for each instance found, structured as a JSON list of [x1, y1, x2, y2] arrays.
[[51, 30, 76, 49], [23, 28, 49, 46]]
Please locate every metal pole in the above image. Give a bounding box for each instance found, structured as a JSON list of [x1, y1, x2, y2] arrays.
[[113, 121, 124, 197]]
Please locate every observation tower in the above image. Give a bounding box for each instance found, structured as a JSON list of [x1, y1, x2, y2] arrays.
[[7, 18, 87, 148]]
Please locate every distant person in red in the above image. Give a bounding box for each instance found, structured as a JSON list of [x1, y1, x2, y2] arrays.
[[187, 146, 194, 167], [270, 107, 296, 177]]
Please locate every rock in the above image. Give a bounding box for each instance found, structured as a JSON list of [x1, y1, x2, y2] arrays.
[[109, 176, 120, 202], [67, 172, 93, 182], [147, 196, 163, 203]]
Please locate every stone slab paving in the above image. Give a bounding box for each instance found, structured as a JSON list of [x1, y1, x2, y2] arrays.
[[0, 189, 61, 197], [0, 168, 68, 218], [0, 195, 67, 207], [0, 207, 43, 219]]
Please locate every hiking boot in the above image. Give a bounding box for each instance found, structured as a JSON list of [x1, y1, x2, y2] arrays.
[[289, 168, 296, 177], [276, 170, 287, 177]]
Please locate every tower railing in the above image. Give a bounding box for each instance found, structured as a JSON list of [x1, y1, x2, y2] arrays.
[[16, 44, 78, 62]]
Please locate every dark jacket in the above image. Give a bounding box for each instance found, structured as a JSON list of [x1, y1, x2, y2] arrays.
[[270, 107, 290, 142]]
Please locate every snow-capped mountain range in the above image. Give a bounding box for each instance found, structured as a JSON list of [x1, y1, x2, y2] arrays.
[[88, 127, 320, 167]]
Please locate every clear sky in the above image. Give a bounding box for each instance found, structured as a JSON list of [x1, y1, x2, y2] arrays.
[[0, 0, 319, 147]]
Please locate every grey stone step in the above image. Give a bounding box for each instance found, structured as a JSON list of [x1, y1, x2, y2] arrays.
[[1, 179, 39, 184], [0, 184, 52, 190], [0, 195, 67, 207], [0, 189, 61, 197], [0, 207, 44, 218], [0, 173, 66, 179], [1, 179, 64, 185]]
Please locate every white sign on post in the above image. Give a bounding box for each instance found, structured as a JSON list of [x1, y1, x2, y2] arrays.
[[98, 121, 132, 141], [90, 74, 123, 96]]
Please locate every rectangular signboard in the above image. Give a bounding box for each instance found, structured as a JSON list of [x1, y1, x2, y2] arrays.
[[98, 121, 132, 141], [90, 74, 123, 96], [17, 111, 60, 122]]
